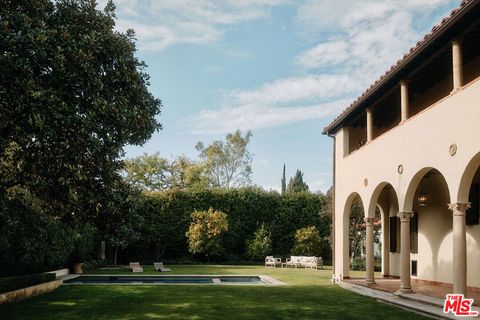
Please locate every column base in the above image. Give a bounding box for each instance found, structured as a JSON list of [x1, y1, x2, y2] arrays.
[[396, 288, 413, 294], [366, 279, 376, 284]]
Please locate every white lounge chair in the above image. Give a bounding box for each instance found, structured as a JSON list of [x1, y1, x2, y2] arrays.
[[154, 262, 171, 272], [265, 256, 281, 268], [129, 262, 144, 273]]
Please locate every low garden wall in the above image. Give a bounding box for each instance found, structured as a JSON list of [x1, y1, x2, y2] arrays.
[[0, 279, 63, 304]]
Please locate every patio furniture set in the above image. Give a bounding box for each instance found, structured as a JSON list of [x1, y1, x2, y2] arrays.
[[265, 256, 323, 269]]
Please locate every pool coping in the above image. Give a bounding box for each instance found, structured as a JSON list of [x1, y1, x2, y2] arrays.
[[62, 274, 287, 286]]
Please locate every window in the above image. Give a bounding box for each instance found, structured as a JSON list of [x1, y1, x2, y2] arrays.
[[467, 184, 479, 226], [389, 216, 397, 252], [410, 212, 418, 253]]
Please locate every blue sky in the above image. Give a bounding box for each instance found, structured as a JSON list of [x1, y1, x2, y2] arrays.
[[100, 0, 460, 192]]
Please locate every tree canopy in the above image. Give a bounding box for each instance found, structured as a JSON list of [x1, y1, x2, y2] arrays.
[[196, 130, 253, 188], [286, 169, 309, 193], [0, 0, 161, 224], [124, 153, 208, 191], [186, 208, 229, 259]]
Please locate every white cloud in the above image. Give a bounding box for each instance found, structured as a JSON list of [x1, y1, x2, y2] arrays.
[[294, 0, 459, 85], [296, 41, 349, 69], [98, 0, 290, 51], [184, 1, 459, 135], [227, 74, 358, 106], [184, 99, 349, 134]]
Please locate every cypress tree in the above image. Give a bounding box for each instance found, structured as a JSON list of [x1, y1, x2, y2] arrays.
[[287, 169, 309, 193]]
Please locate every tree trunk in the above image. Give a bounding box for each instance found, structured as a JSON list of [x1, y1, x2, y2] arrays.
[[114, 247, 118, 266]]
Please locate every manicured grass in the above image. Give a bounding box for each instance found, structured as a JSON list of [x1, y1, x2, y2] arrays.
[[0, 265, 427, 319]]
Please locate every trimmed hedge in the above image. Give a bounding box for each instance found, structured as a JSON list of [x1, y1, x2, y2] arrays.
[[120, 188, 331, 263], [0, 198, 74, 277], [0, 273, 56, 294]]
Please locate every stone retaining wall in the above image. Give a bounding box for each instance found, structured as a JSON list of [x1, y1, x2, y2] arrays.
[[0, 279, 63, 304]]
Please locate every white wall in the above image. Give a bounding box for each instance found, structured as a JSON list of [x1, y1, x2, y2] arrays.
[[333, 77, 480, 287]]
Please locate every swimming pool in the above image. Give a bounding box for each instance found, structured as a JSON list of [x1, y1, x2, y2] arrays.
[[63, 275, 285, 285]]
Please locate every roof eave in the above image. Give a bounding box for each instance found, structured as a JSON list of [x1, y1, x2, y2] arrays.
[[321, 0, 477, 136]]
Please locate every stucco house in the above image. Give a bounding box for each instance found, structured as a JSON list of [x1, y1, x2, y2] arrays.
[[323, 0, 480, 296]]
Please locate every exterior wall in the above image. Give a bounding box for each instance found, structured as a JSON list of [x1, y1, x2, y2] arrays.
[[333, 76, 480, 287], [413, 175, 452, 284]]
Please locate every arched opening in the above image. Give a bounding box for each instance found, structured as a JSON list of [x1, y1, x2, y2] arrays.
[[369, 183, 399, 278], [457, 153, 480, 289], [346, 194, 367, 278], [341, 192, 365, 278], [405, 168, 451, 286]]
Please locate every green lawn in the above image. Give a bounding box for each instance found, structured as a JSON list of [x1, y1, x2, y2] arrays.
[[0, 265, 426, 319]]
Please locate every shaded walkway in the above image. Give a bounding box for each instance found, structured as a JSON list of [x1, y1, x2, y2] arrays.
[[344, 277, 480, 306]]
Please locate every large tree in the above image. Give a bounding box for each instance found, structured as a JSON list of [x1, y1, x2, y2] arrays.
[[196, 130, 253, 188], [0, 0, 161, 224], [124, 153, 208, 191]]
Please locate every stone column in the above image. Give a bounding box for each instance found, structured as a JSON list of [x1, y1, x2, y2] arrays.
[[452, 40, 463, 90], [365, 217, 375, 284], [448, 202, 470, 295], [400, 81, 409, 122], [397, 212, 414, 293], [366, 108, 373, 143]]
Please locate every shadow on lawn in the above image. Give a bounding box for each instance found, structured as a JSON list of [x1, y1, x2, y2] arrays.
[[0, 284, 429, 320]]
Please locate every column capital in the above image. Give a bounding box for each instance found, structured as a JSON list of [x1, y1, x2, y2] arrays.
[[452, 38, 462, 46], [364, 217, 375, 226], [448, 202, 471, 215], [397, 211, 414, 222], [399, 79, 409, 86]]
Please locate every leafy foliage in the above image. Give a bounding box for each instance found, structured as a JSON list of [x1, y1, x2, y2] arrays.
[[124, 154, 208, 191], [196, 130, 253, 188], [349, 197, 365, 260], [186, 208, 229, 259], [286, 169, 309, 193], [71, 224, 97, 262], [131, 188, 330, 262], [98, 181, 143, 265], [0, 0, 161, 224], [246, 224, 272, 260], [0, 188, 74, 276], [292, 226, 321, 256]]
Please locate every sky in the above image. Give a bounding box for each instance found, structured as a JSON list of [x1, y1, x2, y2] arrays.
[[98, 0, 460, 193]]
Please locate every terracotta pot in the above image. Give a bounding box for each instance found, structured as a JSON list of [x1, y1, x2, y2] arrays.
[[72, 262, 84, 274]]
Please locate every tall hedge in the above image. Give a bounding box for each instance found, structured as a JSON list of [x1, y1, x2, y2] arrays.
[[132, 188, 331, 262], [0, 192, 74, 277]]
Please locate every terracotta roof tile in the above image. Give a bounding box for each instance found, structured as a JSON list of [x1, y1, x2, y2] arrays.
[[323, 0, 476, 134]]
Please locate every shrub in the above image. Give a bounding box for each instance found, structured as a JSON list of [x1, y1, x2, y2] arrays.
[[350, 256, 382, 272], [292, 226, 321, 256], [0, 273, 56, 294], [350, 257, 366, 271], [246, 224, 272, 260], [0, 193, 74, 276], [70, 224, 97, 263], [186, 208, 229, 259]]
